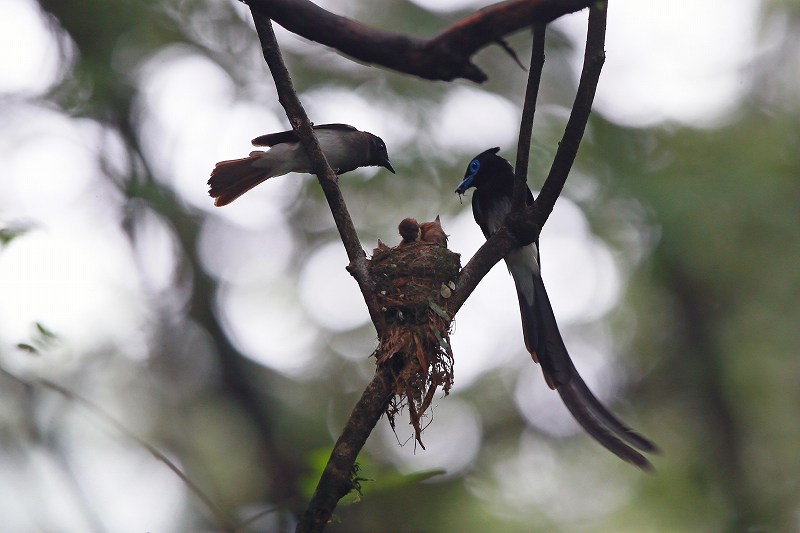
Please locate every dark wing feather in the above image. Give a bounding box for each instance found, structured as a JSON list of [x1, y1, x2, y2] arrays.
[[251, 123, 357, 146]]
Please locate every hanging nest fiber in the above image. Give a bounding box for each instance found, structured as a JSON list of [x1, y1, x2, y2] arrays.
[[368, 239, 461, 446]]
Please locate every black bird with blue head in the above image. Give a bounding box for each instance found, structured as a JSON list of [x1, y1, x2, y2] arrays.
[[456, 148, 658, 470]]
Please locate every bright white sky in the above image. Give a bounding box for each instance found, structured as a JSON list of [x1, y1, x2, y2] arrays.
[[0, 0, 764, 529]]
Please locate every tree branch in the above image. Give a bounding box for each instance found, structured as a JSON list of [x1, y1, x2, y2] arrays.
[[250, 10, 386, 336], [448, 2, 607, 316], [535, 1, 607, 223], [244, 2, 607, 531], [296, 365, 396, 532], [245, 0, 593, 82], [512, 23, 547, 211], [248, 11, 400, 532], [445, 225, 523, 317]]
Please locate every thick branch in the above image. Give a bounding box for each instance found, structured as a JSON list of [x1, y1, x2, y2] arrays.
[[445, 208, 542, 318], [250, 11, 386, 335], [512, 24, 547, 211], [245, 0, 593, 82], [296, 365, 396, 532], [535, 1, 607, 222], [445, 226, 517, 316]]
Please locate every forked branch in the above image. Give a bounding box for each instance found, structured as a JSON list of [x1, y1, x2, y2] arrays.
[[245, 2, 608, 531], [535, 1, 607, 222], [446, 1, 607, 317], [245, 0, 593, 82]]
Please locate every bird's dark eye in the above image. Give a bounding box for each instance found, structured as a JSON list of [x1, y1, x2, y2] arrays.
[[469, 159, 480, 173]]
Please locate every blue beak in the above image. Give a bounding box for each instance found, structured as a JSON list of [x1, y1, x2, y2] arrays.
[[455, 173, 475, 195]]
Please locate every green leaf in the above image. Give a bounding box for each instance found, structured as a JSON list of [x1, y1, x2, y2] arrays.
[[16, 343, 39, 355], [0, 225, 30, 246], [35, 322, 59, 341], [433, 329, 450, 351], [427, 300, 450, 321]]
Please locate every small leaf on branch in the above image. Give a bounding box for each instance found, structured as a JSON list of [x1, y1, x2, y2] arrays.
[[427, 300, 451, 321]]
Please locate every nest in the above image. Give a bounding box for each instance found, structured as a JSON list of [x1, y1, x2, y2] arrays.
[[368, 240, 461, 446]]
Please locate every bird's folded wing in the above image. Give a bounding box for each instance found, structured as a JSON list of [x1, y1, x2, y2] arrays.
[[251, 123, 357, 146]]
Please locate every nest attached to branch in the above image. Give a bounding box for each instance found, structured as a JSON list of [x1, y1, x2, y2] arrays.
[[369, 240, 461, 447]]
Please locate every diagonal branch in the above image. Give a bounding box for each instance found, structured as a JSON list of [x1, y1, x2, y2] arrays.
[[512, 23, 548, 211], [296, 365, 396, 532], [0, 372, 236, 532], [534, 1, 607, 223], [250, 10, 386, 336], [445, 225, 523, 317], [245, 0, 593, 82], [249, 10, 397, 532]]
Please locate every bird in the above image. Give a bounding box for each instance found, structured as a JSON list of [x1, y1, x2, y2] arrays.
[[209, 123, 395, 206], [455, 147, 657, 469], [420, 215, 448, 246], [398, 217, 421, 245]]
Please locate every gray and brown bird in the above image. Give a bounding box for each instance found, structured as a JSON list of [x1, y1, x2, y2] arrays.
[[209, 124, 394, 206], [456, 148, 657, 469]]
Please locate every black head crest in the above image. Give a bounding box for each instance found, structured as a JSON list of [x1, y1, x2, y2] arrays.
[[476, 147, 501, 159]]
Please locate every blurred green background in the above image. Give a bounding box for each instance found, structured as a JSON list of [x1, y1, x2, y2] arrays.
[[1, 0, 799, 531]]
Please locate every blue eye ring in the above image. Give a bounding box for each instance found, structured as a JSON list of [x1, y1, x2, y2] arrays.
[[468, 159, 480, 173]]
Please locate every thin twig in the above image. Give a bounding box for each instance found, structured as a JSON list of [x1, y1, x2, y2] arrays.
[[245, 0, 593, 82], [250, 10, 386, 335], [18, 376, 235, 532], [512, 23, 547, 211], [534, 1, 607, 223]]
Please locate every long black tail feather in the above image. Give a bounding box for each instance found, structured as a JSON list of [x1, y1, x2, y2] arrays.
[[566, 369, 659, 453], [513, 261, 657, 469], [558, 383, 653, 470]]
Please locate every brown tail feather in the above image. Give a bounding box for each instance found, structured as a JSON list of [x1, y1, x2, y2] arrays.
[[208, 153, 270, 207]]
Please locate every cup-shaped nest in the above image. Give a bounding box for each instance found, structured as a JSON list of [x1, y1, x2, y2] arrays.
[[368, 240, 461, 446]]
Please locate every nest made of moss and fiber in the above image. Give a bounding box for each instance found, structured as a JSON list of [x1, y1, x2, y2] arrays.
[[368, 240, 461, 446]]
